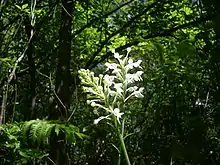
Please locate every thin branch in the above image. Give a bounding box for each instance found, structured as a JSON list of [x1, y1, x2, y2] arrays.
[[47, 157, 56, 165], [8, 30, 34, 83], [73, 0, 135, 37], [88, 14, 215, 69], [0, 4, 57, 88], [0, 82, 9, 124], [0, 0, 36, 124], [0, 33, 34, 124], [85, 1, 158, 68], [88, 40, 139, 69], [205, 91, 209, 108], [1, 18, 23, 56], [11, 77, 17, 123], [67, 106, 77, 122], [61, 2, 73, 17], [36, 70, 67, 111], [142, 14, 215, 39]]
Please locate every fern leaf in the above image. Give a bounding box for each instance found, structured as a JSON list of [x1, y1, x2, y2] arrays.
[[22, 120, 38, 143], [44, 123, 56, 145], [21, 120, 83, 147], [30, 120, 45, 145]]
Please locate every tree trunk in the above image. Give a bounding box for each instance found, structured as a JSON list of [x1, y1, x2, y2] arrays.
[[49, 0, 74, 164], [50, 0, 73, 120], [24, 16, 37, 120]]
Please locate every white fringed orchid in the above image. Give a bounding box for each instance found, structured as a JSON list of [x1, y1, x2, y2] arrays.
[[79, 48, 144, 165], [78, 48, 144, 125]]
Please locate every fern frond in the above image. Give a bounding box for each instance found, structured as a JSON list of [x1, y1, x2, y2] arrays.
[[44, 123, 56, 145], [22, 120, 84, 147], [30, 120, 44, 145], [36, 120, 49, 146], [22, 120, 38, 144]]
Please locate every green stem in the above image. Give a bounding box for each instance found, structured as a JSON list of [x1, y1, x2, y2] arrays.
[[119, 133, 131, 165], [113, 112, 131, 165], [117, 151, 121, 165]]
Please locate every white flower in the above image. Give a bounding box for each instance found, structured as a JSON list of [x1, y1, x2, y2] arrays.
[[90, 102, 106, 110], [133, 71, 144, 81], [114, 52, 122, 59], [79, 49, 144, 126], [127, 47, 131, 53], [103, 75, 116, 86], [113, 108, 124, 123], [93, 109, 98, 115], [94, 77, 99, 85], [94, 119, 99, 124], [125, 72, 143, 84], [133, 60, 142, 68], [114, 83, 123, 95], [91, 102, 96, 107], [94, 115, 110, 124], [111, 49, 115, 54], [87, 100, 92, 105], [126, 71, 143, 84], [98, 86, 103, 91], [90, 71, 94, 76], [126, 63, 134, 71], [124, 87, 144, 102], [133, 87, 144, 98], [125, 73, 134, 84], [109, 90, 117, 96], [128, 59, 133, 64], [99, 74, 103, 79], [105, 62, 118, 72], [127, 86, 138, 92], [126, 59, 142, 71]]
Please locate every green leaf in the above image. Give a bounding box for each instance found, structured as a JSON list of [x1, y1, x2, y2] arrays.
[[15, 5, 21, 10], [55, 126, 60, 136], [19, 151, 29, 158], [22, 4, 28, 9], [110, 143, 120, 153], [75, 132, 88, 139], [38, 153, 49, 159], [124, 133, 135, 140]]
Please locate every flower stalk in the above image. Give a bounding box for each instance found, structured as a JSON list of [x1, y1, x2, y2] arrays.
[[78, 48, 144, 165], [119, 132, 131, 165]]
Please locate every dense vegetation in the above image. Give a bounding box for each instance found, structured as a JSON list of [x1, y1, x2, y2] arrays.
[[0, 0, 220, 164]]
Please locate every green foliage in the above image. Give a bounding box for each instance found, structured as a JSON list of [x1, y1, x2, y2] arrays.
[[1, 0, 220, 164], [22, 120, 84, 146], [0, 120, 85, 164], [0, 123, 48, 164]]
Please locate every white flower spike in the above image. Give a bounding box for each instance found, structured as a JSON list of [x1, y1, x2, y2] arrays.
[[79, 48, 144, 126]]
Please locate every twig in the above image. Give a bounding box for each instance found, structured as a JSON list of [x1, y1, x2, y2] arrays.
[[0, 83, 9, 124], [47, 157, 56, 165], [205, 91, 209, 108], [61, 2, 73, 17], [11, 77, 17, 123], [36, 70, 67, 111], [67, 106, 77, 122]]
